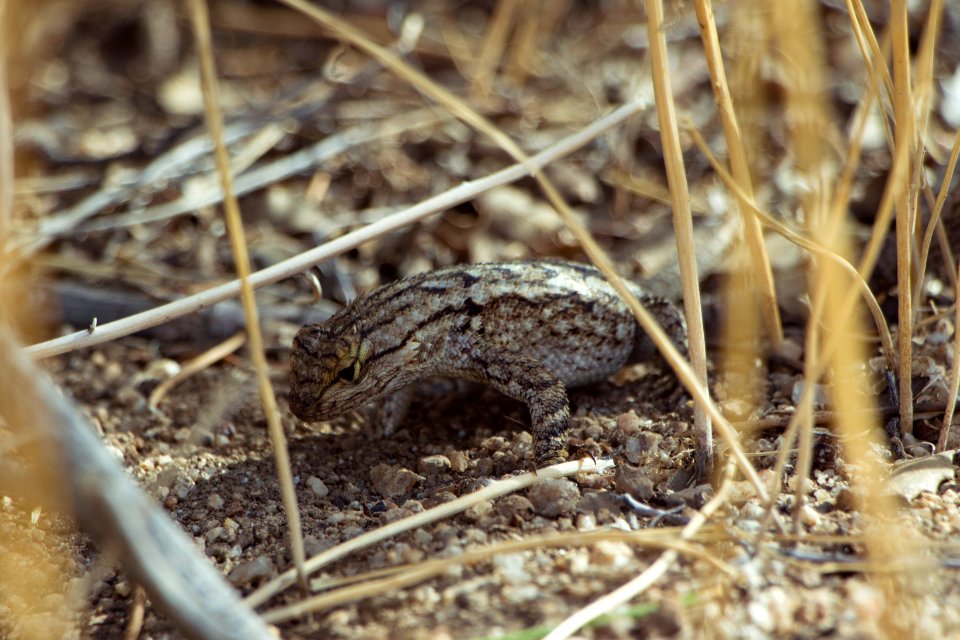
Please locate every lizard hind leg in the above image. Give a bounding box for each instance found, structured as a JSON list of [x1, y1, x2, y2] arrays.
[[460, 343, 572, 468]]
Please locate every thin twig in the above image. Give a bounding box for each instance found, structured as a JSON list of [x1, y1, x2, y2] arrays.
[[188, 0, 307, 591], [542, 457, 738, 640], [245, 457, 615, 608], [891, 0, 915, 435], [263, 532, 731, 624], [645, 0, 712, 477], [694, 0, 782, 346], [148, 332, 247, 409], [937, 259, 960, 452]]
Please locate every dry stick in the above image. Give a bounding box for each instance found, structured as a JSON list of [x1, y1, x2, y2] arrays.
[[187, 0, 307, 592], [937, 261, 960, 452], [543, 456, 738, 640], [25, 98, 649, 359], [263, 532, 732, 624], [644, 0, 712, 477], [916, 129, 960, 304], [694, 0, 782, 347], [244, 457, 615, 608], [148, 332, 247, 409], [79, 112, 443, 234], [0, 327, 273, 640], [891, 0, 915, 435]]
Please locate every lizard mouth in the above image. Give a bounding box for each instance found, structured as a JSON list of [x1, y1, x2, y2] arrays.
[[288, 388, 327, 422]]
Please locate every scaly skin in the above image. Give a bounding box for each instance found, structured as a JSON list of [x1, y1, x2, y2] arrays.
[[289, 260, 686, 467]]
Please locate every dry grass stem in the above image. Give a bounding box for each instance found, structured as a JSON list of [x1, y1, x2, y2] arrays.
[[147, 332, 247, 409], [917, 129, 960, 304], [0, 31, 12, 239], [542, 458, 738, 640], [263, 531, 732, 624], [644, 0, 712, 475], [937, 263, 960, 452], [694, 0, 782, 346], [245, 457, 615, 609], [892, 0, 915, 435], [188, 0, 307, 591], [469, 0, 521, 102]]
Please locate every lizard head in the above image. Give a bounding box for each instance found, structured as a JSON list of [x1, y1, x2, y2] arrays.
[[288, 320, 374, 422]]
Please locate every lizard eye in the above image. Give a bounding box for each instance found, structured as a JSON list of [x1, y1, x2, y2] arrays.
[[336, 360, 360, 383]]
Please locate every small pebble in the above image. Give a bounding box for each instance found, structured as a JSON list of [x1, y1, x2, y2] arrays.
[[228, 556, 276, 586], [370, 464, 422, 497], [307, 476, 329, 498], [527, 479, 580, 518], [614, 464, 654, 501]]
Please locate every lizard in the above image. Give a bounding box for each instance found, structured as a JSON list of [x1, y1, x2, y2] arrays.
[[288, 259, 687, 468]]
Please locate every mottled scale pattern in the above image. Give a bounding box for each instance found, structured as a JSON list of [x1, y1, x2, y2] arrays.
[[289, 260, 687, 467]]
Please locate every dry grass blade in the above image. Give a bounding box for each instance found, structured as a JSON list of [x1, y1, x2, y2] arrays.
[[469, 0, 521, 102], [846, 0, 896, 125], [244, 457, 615, 609], [187, 0, 307, 591], [0, 32, 12, 239], [917, 129, 960, 304], [263, 530, 732, 624], [25, 98, 647, 360], [0, 326, 273, 639], [937, 263, 960, 452], [891, 0, 915, 435], [148, 332, 247, 409], [645, 0, 711, 477], [542, 458, 738, 640], [694, 0, 782, 347]]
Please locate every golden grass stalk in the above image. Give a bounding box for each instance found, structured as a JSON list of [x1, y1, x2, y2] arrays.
[[689, 128, 894, 364], [542, 458, 738, 640], [916, 129, 960, 305], [694, 0, 782, 347], [0, 34, 11, 240], [263, 529, 732, 624], [187, 0, 308, 591], [644, 0, 712, 475], [891, 0, 915, 435], [245, 457, 615, 608], [937, 259, 960, 452], [469, 0, 522, 102]]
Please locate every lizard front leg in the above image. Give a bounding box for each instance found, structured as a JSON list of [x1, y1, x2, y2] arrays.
[[460, 342, 571, 467]]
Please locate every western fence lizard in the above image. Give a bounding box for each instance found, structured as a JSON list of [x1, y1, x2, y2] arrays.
[[289, 260, 686, 467]]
